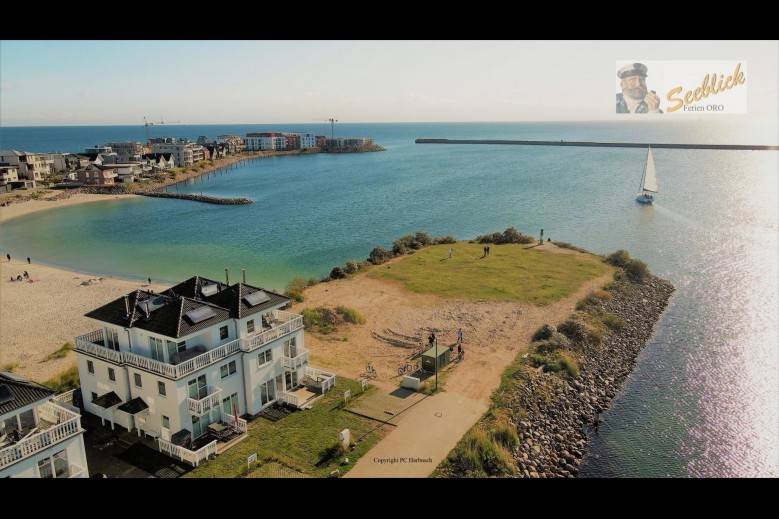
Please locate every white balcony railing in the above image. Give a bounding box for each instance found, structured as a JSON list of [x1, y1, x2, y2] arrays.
[[278, 391, 301, 408], [74, 310, 304, 379], [0, 402, 82, 470], [75, 332, 243, 380], [222, 412, 247, 434], [282, 347, 309, 371], [187, 386, 223, 415], [158, 438, 217, 467], [305, 366, 337, 393], [243, 312, 303, 353]]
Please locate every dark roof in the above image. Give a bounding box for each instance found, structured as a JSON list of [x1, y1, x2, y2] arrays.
[[117, 397, 149, 415], [171, 428, 192, 447], [92, 391, 123, 409], [206, 282, 289, 319], [142, 153, 174, 161], [0, 372, 56, 415], [85, 276, 289, 339]]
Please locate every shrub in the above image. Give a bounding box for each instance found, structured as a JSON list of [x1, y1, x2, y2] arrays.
[[557, 316, 590, 344], [575, 289, 612, 310], [532, 324, 555, 342], [45, 342, 74, 361], [534, 332, 571, 354], [490, 418, 519, 452], [448, 428, 516, 476], [284, 277, 308, 302], [554, 353, 580, 378], [336, 306, 366, 325], [344, 260, 361, 275], [626, 258, 649, 281], [602, 312, 625, 330], [329, 267, 347, 279], [554, 242, 591, 254], [475, 227, 534, 245], [368, 246, 393, 265], [433, 235, 457, 244], [604, 249, 632, 268], [301, 308, 321, 327], [414, 231, 433, 247]]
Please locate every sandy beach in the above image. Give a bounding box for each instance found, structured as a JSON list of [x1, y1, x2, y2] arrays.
[[0, 193, 159, 381]]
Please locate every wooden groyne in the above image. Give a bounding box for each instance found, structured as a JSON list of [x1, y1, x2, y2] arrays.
[[415, 138, 779, 151]]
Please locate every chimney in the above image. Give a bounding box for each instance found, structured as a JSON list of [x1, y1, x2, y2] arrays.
[[242, 269, 246, 284], [144, 301, 150, 319], [225, 268, 229, 285], [124, 295, 130, 316]]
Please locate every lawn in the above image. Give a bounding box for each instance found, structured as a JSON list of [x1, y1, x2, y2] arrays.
[[368, 242, 611, 305], [184, 377, 388, 478]]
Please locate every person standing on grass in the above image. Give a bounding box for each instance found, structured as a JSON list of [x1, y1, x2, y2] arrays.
[[448, 248, 453, 259]]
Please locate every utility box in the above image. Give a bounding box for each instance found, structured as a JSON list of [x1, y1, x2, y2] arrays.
[[421, 344, 450, 372]]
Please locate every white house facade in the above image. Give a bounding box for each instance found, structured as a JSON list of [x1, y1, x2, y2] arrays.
[[74, 275, 335, 464], [0, 374, 89, 478]]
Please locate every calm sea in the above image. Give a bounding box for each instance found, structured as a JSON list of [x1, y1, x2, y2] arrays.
[[1, 120, 777, 477]]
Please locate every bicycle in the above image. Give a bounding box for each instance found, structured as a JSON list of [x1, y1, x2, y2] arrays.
[[363, 362, 377, 379], [397, 361, 419, 376]]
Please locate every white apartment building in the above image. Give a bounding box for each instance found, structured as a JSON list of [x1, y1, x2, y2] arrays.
[[0, 373, 89, 478], [150, 142, 205, 167], [0, 166, 19, 185], [245, 133, 287, 151], [0, 150, 53, 181], [298, 133, 316, 148], [74, 275, 335, 465]]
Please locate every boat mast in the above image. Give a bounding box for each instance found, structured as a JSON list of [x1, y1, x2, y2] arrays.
[[639, 148, 648, 192]]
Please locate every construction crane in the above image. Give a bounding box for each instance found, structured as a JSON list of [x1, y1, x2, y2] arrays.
[[313, 117, 338, 139], [143, 117, 154, 143]]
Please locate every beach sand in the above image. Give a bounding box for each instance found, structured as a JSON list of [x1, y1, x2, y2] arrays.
[[0, 193, 157, 381]]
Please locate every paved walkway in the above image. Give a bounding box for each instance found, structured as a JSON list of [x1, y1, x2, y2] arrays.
[[344, 391, 486, 478]]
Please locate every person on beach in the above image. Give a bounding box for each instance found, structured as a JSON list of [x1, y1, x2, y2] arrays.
[[457, 328, 463, 345], [23, 271, 29, 279], [26, 257, 30, 264], [16, 275, 22, 282], [148, 277, 151, 286], [6, 253, 10, 262]]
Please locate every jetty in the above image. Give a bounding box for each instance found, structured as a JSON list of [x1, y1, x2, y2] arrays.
[[415, 138, 778, 151]]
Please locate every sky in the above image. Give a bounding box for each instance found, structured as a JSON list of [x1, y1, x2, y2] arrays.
[[1, 40, 777, 126]]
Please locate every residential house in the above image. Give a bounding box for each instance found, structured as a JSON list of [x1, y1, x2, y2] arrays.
[[245, 133, 286, 151], [151, 139, 205, 167], [74, 275, 335, 465], [77, 164, 117, 186], [215, 135, 244, 155], [0, 150, 53, 182], [0, 373, 89, 478], [142, 153, 176, 171], [0, 166, 19, 186]]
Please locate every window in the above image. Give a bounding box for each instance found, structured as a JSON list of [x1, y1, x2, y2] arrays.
[[149, 337, 164, 362], [222, 392, 239, 415], [258, 349, 273, 366], [247, 320, 255, 334], [220, 360, 237, 379], [87, 360, 94, 374], [37, 450, 68, 478], [134, 373, 142, 388], [166, 340, 186, 360], [188, 375, 207, 400], [108, 367, 116, 382], [158, 381, 166, 396], [106, 328, 119, 351], [162, 415, 170, 429], [219, 326, 228, 340], [259, 380, 276, 406]]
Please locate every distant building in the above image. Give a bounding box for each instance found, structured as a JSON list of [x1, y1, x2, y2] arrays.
[[325, 137, 374, 148], [315, 135, 327, 147], [77, 164, 117, 185], [0, 165, 19, 185], [245, 133, 286, 151], [85, 145, 113, 155], [49, 153, 86, 173], [0, 372, 89, 478], [142, 153, 176, 171], [150, 140, 205, 167], [0, 150, 53, 182], [74, 275, 335, 466], [216, 135, 244, 155], [105, 142, 144, 157]]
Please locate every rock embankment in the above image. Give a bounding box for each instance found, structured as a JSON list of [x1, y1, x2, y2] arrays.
[[509, 274, 674, 478], [139, 192, 252, 204]]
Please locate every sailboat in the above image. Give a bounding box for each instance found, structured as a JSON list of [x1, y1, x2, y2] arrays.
[[636, 145, 658, 204]]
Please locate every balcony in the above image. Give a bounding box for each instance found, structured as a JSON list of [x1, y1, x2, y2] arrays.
[[282, 347, 309, 371], [187, 386, 223, 415], [243, 311, 304, 353], [0, 402, 82, 471], [75, 331, 242, 380]]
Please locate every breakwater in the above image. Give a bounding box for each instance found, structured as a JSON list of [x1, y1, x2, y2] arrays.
[[415, 138, 779, 151], [140, 192, 252, 204]]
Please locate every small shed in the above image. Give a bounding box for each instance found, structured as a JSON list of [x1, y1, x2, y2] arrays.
[[421, 344, 450, 372]]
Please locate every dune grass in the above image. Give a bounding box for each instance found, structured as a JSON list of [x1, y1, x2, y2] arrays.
[[368, 242, 610, 305]]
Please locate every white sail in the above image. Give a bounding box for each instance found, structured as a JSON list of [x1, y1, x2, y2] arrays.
[[643, 147, 658, 193]]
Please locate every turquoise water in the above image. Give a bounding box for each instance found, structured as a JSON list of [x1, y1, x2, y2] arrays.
[[1, 121, 777, 477]]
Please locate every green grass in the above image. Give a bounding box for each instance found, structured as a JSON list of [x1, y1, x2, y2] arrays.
[[43, 365, 80, 392], [44, 341, 74, 361], [369, 242, 610, 305], [184, 377, 388, 478], [1, 362, 20, 372]]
